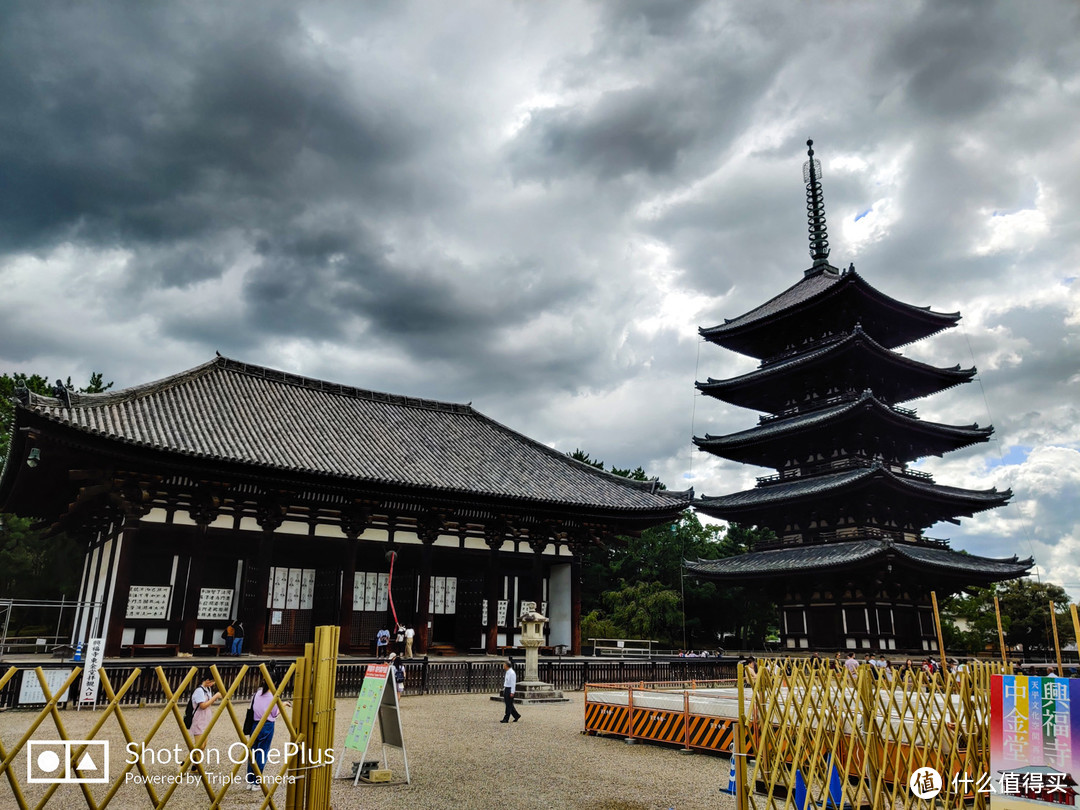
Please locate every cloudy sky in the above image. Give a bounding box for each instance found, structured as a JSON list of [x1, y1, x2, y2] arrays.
[[2, 1, 1078, 593]]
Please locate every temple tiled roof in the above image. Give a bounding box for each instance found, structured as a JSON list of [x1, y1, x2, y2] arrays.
[[696, 326, 976, 411], [702, 267, 845, 334], [12, 356, 692, 513], [699, 267, 960, 355], [697, 464, 1008, 510], [695, 391, 992, 461], [685, 538, 1032, 580]]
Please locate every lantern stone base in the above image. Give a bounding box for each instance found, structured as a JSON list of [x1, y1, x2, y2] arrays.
[[489, 681, 569, 704]]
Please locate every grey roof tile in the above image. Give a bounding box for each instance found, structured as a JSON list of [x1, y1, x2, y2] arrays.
[[23, 357, 692, 512], [685, 538, 1032, 578]]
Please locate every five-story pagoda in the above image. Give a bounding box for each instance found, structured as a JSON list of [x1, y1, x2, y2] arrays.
[[686, 141, 1032, 654]]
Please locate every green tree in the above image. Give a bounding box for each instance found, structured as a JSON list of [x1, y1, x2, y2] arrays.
[[942, 580, 1075, 655], [1, 370, 113, 607], [569, 449, 779, 650], [0, 513, 82, 599]]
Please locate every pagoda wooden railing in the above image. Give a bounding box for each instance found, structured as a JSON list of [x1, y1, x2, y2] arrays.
[[756, 457, 933, 486], [757, 393, 918, 424], [756, 528, 950, 551]]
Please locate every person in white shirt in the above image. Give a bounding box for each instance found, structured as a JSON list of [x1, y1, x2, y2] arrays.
[[404, 625, 415, 659], [500, 660, 521, 723]]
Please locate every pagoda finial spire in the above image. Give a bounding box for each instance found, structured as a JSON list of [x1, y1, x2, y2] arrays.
[[803, 139, 831, 270]]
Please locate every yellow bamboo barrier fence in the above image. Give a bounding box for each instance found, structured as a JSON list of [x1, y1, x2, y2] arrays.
[[0, 626, 340, 810], [735, 657, 1013, 810]]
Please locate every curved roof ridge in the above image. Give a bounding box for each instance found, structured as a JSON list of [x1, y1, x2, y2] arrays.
[[695, 391, 990, 447], [25, 355, 477, 415], [468, 406, 693, 499], [700, 267, 960, 337], [698, 326, 975, 389]]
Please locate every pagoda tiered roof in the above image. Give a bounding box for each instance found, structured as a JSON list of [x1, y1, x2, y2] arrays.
[[696, 325, 976, 413], [694, 390, 993, 467], [696, 463, 1010, 532], [699, 265, 960, 360], [685, 538, 1032, 582], [2, 356, 692, 521]]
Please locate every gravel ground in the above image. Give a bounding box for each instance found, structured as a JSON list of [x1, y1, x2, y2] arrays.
[[1, 692, 738, 810]]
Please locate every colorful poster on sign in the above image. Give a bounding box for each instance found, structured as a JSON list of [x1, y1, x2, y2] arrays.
[[990, 673, 1080, 806], [344, 663, 390, 752]]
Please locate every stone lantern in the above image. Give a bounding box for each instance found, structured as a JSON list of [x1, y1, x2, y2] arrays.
[[491, 601, 568, 706], [519, 603, 547, 683]]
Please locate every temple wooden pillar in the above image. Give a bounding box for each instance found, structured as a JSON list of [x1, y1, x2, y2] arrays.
[[104, 514, 139, 656], [414, 511, 444, 656], [417, 539, 434, 654], [180, 490, 221, 653], [528, 540, 546, 608], [178, 532, 207, 654], [570, 553, 582, 655], [337, 506, 369, 654], [337, 537, 357, 654], [247, 495, 284, 654], [484, 524, 506, 655]]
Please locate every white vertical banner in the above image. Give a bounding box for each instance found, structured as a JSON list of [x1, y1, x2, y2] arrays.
[[497, 600, 508, 627], [79, 638, 106, 704], [272, 568, 288, 609], [364, 572, 377, 611], [376, 573, 389, 611], [286, 569, 302, 609], [353, 572, 365, 610], [482, 600, 488, 626], [444, 577, 457, 614], [434, 577, 445, 614], [300, 569, 316, 610]]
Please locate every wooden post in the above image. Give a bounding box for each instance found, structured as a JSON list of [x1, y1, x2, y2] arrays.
[[178, 526, 208, 654], [570, 554, 582, 656], [485, 539, 501, 654], [994, 595, 1008, 667], [246, 530, 274, 654], [1050, 601, 1064, 677], [104, 517, 139, 656], [338, 537, 357, 654], [417, 539, 433, 655], [930, 591, 947, 672], [1072, 605, 1080, 666]]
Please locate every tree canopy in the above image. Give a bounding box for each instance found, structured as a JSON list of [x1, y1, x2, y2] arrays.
[[1, 370, 113, 605], [571, 449, 778, 650], [942, 579, 1075, 655]]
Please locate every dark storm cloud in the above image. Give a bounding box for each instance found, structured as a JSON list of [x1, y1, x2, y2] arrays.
[[0, 2, 423, 260], [1, 0, 1079, 584]]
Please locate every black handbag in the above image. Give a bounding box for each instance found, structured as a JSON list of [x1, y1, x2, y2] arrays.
[[243, 695, 256, 735]]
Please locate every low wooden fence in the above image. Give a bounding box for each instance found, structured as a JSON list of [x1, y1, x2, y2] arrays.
[[0, 658, 737, 708]]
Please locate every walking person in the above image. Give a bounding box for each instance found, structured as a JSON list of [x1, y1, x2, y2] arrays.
[[232, 621, 245, 656], [247, 674, 292, 790], [395, 624, 406, 655], [222, 623, 235, 655], [500, 660, 521, 723], [391, 654, 406, 697], [404, 625, 415, 658], [376, 627, 390, 658], [189, 670, 222, 751]]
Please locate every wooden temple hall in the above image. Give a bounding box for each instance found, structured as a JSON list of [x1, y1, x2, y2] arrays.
[[0, 357, 691, 657], [686, 141, 1032, 654]]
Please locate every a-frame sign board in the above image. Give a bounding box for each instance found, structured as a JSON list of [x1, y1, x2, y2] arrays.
[[336, 662, 410, 784]]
